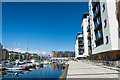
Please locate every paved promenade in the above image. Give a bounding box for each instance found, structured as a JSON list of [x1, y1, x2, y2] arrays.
[[67, 61, 119, 79]]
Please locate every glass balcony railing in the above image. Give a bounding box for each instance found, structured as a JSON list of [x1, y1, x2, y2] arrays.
[[87, 33, 91, 39], [88, 50, 92, 55], [78, 38, 83, 40], [99, 30, 103, 37], [94, 21, 97, 29], [97, 16, 101, 24], [95, 30, 103, 40], [94, 16, 101, 29], [78, 43, 83, 46], [87, 26, 90, 32], [93, 3, 100, 18], [78, 42, 82, 44], [78, 47, 83, 49], [95, 33, 99, 40], [88, 41, 91, 47], [92, 2, 95, 7]]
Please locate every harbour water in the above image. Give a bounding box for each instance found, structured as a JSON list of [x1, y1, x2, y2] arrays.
[[0, 64, 63, 79]]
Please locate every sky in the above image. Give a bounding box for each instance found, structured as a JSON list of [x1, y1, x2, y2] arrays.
[[2, 2, 89, 56]]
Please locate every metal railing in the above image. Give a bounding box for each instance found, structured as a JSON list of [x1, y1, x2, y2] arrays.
[[81, 60, 120, 68]]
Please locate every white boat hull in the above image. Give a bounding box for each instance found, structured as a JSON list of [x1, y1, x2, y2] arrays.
[[6, 67, 25, 70]]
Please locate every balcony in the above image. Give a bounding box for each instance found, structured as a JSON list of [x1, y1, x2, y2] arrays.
[[78, 38, 83, 42], [87, 33, 91, 39], [79, 53, 83, 55], [78, 47, 83, 50], [93, 4, 100, 20], [79, 50, 84, 54], [88, 50, 92, 55], [88, 41, 91, 47], [95, 36, 103, 47], [92, 1, 99, 10], [99, 30, 103, 37], [95, 30, 103, 46], [87, 26, 90, 32], [95, 33, 99, 40], [94, 17, 102, 31], [78, 43, 84, 46], [94, 22, 102, 31]]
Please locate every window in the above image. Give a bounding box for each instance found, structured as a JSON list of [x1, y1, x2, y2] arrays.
[[107, 54, 112, 61], [106, 36, 109, 44], [116, 10, 119, 21], [102, 4, 105, 12], [104, 19, 107, 28], [102, 55, 106, 60]]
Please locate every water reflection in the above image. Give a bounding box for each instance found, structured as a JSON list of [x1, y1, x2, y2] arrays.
[[0, 64, 63, 79], [52, 63, 63, 70]]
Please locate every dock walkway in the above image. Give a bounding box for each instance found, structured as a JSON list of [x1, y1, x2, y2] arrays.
[[67, 61, 119, 79]]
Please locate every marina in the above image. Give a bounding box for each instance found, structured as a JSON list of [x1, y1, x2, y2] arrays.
[[0, 62, 64, 79], [0, 1, 120, 80]]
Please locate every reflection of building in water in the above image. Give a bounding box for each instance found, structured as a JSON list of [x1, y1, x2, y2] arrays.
[[0, 71, 2, 78], [52, 51, 75, 58], [52, 64, 63, 70], [0, 71, 7, 78]]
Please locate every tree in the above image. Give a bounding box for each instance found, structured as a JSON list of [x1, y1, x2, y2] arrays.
[[14, 54, 17, 59], [9, 54, 13, 60], [29, 55, 31, 60], [24, 55, 27, 60], [20, 55, 23, 60]]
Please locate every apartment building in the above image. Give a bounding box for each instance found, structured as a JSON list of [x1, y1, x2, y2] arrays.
[[0, 43, 2, 63], [31, 53, 38, 60], [82, 13, 89, 58], [22, 52, 31, 60], [9, 51, 21, 60], [52, 51, 75, 58], [75, 33, 84, 59], [88, 0, 120, 61]]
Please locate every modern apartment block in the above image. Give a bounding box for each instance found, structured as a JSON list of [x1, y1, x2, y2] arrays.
[[52, 51, 75, 58], [88, 0, 120, 61], [75, 33, 84, 59], [82, 13, 89, 58]]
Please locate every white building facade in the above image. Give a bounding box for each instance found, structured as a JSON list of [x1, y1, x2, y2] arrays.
[[88, 0, 120, 61], [81, 13, 89, 57], [75, 33, 84, 59]]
